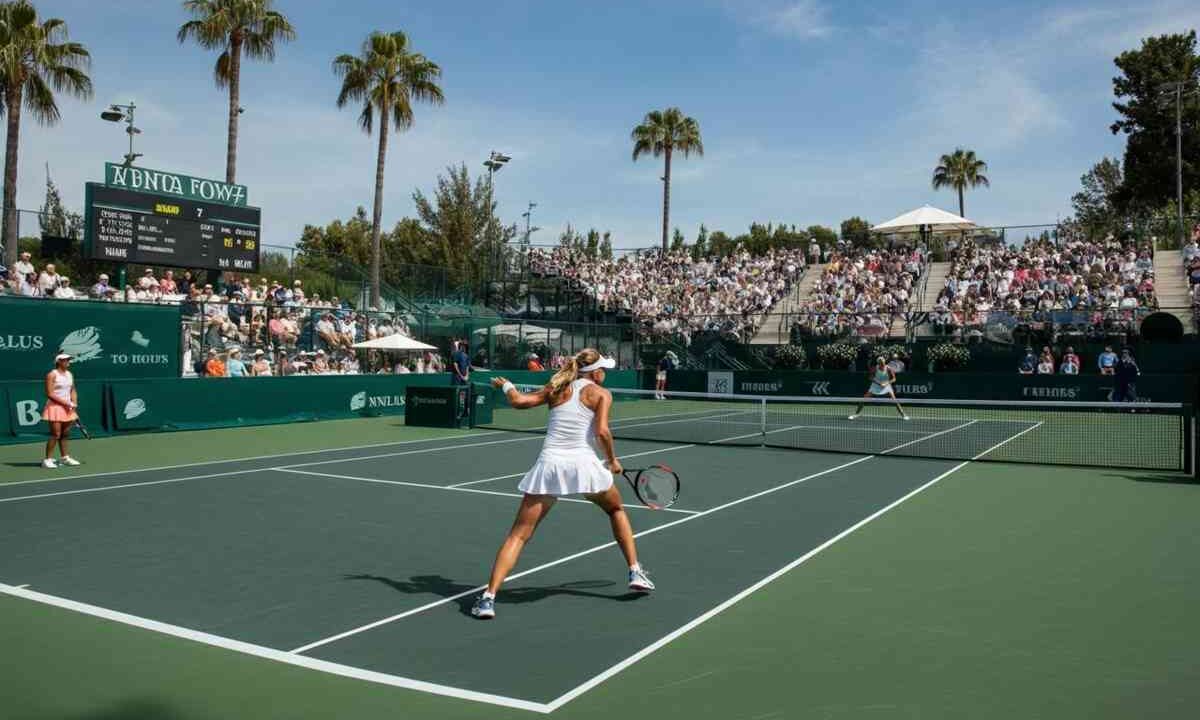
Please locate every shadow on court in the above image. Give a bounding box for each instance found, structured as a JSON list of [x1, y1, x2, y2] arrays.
[[61, 698, 184, 720], [4, 461, 49, 469], [1116, 472, 1200, 486], [344, 573, 646, 615]]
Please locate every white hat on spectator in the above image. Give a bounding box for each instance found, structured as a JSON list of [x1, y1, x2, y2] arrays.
[[316, 349, 325, 355], [144, 268, 154, 274], [99, 273, 109, 280], [254, 349, 264, 356]]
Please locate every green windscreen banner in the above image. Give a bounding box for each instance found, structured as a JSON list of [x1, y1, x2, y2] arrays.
[[109, 374, 450, 432], [0, 297, 181, 380], [2, 380, 111, 441]]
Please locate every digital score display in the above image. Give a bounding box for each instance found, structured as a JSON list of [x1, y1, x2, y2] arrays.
[[85, 183, 262, 272]]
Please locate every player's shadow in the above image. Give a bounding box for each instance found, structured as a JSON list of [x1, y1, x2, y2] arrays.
[[344, 573, 646, 615]]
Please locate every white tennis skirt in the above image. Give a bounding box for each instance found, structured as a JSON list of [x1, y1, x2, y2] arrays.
[[868, 382, 893, 396], [518, 450, 614, 496]]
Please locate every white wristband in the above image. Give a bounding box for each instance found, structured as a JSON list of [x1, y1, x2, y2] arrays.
[[501, 381, 516, 394]]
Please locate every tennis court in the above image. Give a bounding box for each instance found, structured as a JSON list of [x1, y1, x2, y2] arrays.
[[2, 396, 1199, 719]]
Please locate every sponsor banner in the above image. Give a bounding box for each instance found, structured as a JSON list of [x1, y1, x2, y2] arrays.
[[657, 370, 1194, 404], [3, 381, 110, 440], [0, 297, 180, 380], [105, 163, 248, 207], [706, 371, 734, 395], [109, 375, 449, 432]]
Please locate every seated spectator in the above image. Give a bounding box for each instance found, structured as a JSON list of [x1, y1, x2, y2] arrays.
[[159, 270, 178, 294], [138, 268, 157, 290], [13, 251, 35, 283], [1036, 348, 1055, 374], [527, 353, 545, 371], [90, 273, 112, 299], [226, 347, 247, 377], [1097, 345, 1117, 375], [251, 349, 271, 376], [312, 349, 329, 373], [52, 276, 76, 300], [316, 313, 343, 349], [204, 349, 227, 378], [177, 270, 194, 296], [1060, 346, 1080, 375], [1018, 346, 1036, 374], [19, 271, 41, 297], [38, 263, 60, 294]]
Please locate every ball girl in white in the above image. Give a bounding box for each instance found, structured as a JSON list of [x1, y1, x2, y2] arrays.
[[471, 348, 654, 619]]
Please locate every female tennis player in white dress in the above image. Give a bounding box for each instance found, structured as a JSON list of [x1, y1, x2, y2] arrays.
[[848, 356, 909, 420], [471, 348, 654, 619]]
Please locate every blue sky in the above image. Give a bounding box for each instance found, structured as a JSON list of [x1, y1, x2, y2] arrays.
[[16, 0, 1200, 250]]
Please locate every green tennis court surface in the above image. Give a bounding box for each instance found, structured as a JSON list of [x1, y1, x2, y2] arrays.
[[2, 413, 1199, 719]]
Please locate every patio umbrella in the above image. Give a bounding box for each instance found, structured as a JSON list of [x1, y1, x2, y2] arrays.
[[351, 333, 438, 351], [871, 205, 977, 234]]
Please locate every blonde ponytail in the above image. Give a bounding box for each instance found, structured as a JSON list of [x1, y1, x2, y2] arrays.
[[546, 348, 600, 398]]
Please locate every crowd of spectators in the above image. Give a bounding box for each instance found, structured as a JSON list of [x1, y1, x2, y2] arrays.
[[1182, 228, 1200, 331], [527, 246, 806, 342], [929, 235, 1158, 339], [790, 244, 926, 338]]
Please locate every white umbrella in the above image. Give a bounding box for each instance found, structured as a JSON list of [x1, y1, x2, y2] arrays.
[[475, 323, 563, 342], [871, 205, 977, 234], [351, 333, 437, 351]]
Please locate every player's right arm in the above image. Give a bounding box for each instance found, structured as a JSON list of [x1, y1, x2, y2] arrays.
[[490, 376, 548, 409]]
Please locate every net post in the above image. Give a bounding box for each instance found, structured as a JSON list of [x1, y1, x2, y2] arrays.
[[1186, 405, 1195, 479], [760, 397, 767, 447]]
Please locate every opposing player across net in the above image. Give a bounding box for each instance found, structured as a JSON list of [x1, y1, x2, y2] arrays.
[[473, 385, 1193, 472]]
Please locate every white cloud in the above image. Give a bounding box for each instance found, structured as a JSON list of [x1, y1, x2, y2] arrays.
[[728, 0, 835, 40]]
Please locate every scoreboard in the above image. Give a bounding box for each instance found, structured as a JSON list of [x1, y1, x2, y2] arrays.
[[84, 183, 261, 272]]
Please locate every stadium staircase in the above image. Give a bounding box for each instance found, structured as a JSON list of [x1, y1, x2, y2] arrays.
[[750, 263, 823, 345], [916, 261, 950, 311], [1152, 250, 1193, 332]]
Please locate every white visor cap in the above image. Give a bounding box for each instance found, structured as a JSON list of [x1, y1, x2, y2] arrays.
[[579, 356, 616, 372]]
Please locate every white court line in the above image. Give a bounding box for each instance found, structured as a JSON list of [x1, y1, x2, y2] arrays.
[[289, 452, 878, 655], [0, 583, 551, 714], [0, 467, 270, 504], [15, 584, 29, 589], [0, 435, 539, 505], [280, 468, 700, 515], [278, 435, 544, 470], [447, 444, 699, 488], [880, 420, 979, 454], [0, 431, 504, 489], [544, 421, 1043, 712]]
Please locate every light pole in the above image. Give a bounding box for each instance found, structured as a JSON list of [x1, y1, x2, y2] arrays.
[[521, 202, 540, 247], [100, 102, 142, 166], [482, 151, 510, 278], [1159, 81, 1198, 248]]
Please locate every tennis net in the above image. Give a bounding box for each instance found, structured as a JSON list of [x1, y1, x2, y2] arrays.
[[471, 385, 1194, 472]]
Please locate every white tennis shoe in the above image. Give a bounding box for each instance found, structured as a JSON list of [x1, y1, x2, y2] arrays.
[[60, 456, 81, 466], [628, 566, 655, 592], [42, 458, 58, 469]]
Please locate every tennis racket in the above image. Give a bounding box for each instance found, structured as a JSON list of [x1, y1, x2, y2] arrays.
[[621, 464, 681, 510], [74, 419, 92, 440]]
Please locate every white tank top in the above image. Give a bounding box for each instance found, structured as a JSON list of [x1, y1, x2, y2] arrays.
[[541, 378, 599, 456], [50, 369, 73, 404]]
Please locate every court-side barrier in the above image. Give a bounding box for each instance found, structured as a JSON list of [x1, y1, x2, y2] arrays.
[[659, 370, 1197, 404], [0, 296, 182, 381], [0, 370, 639, 445], [2, 380, 112, 442]]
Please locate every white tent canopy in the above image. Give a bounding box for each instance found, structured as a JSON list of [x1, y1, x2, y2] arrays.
[[351, 333, 437, 351], [475, 323, 563, 342], [871, 205, 976, 234]]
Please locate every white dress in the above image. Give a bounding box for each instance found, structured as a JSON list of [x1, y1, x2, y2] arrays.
[[517, 378, 615, 496]]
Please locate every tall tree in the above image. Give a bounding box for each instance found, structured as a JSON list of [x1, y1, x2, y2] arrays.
[[412, 164, 512, 290], [932, 148, 990, 218], [1109, 31, 1200, 212], [0, 0, 91, 269], [334, 30, 444, 307], [1070, 158, 1124, 238], [839, 216, 871, 248], [177, 0, 295, 184], [631, 107, 703, 252], [38, 166, 82, 238]]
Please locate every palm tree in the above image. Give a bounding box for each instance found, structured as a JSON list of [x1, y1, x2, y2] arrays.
[[632, 108, 703, 252], [0, 0, 91, 269], [334, 31, 443, 308], [932, 148, 990, 218], [177, 0, 295, 184]]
